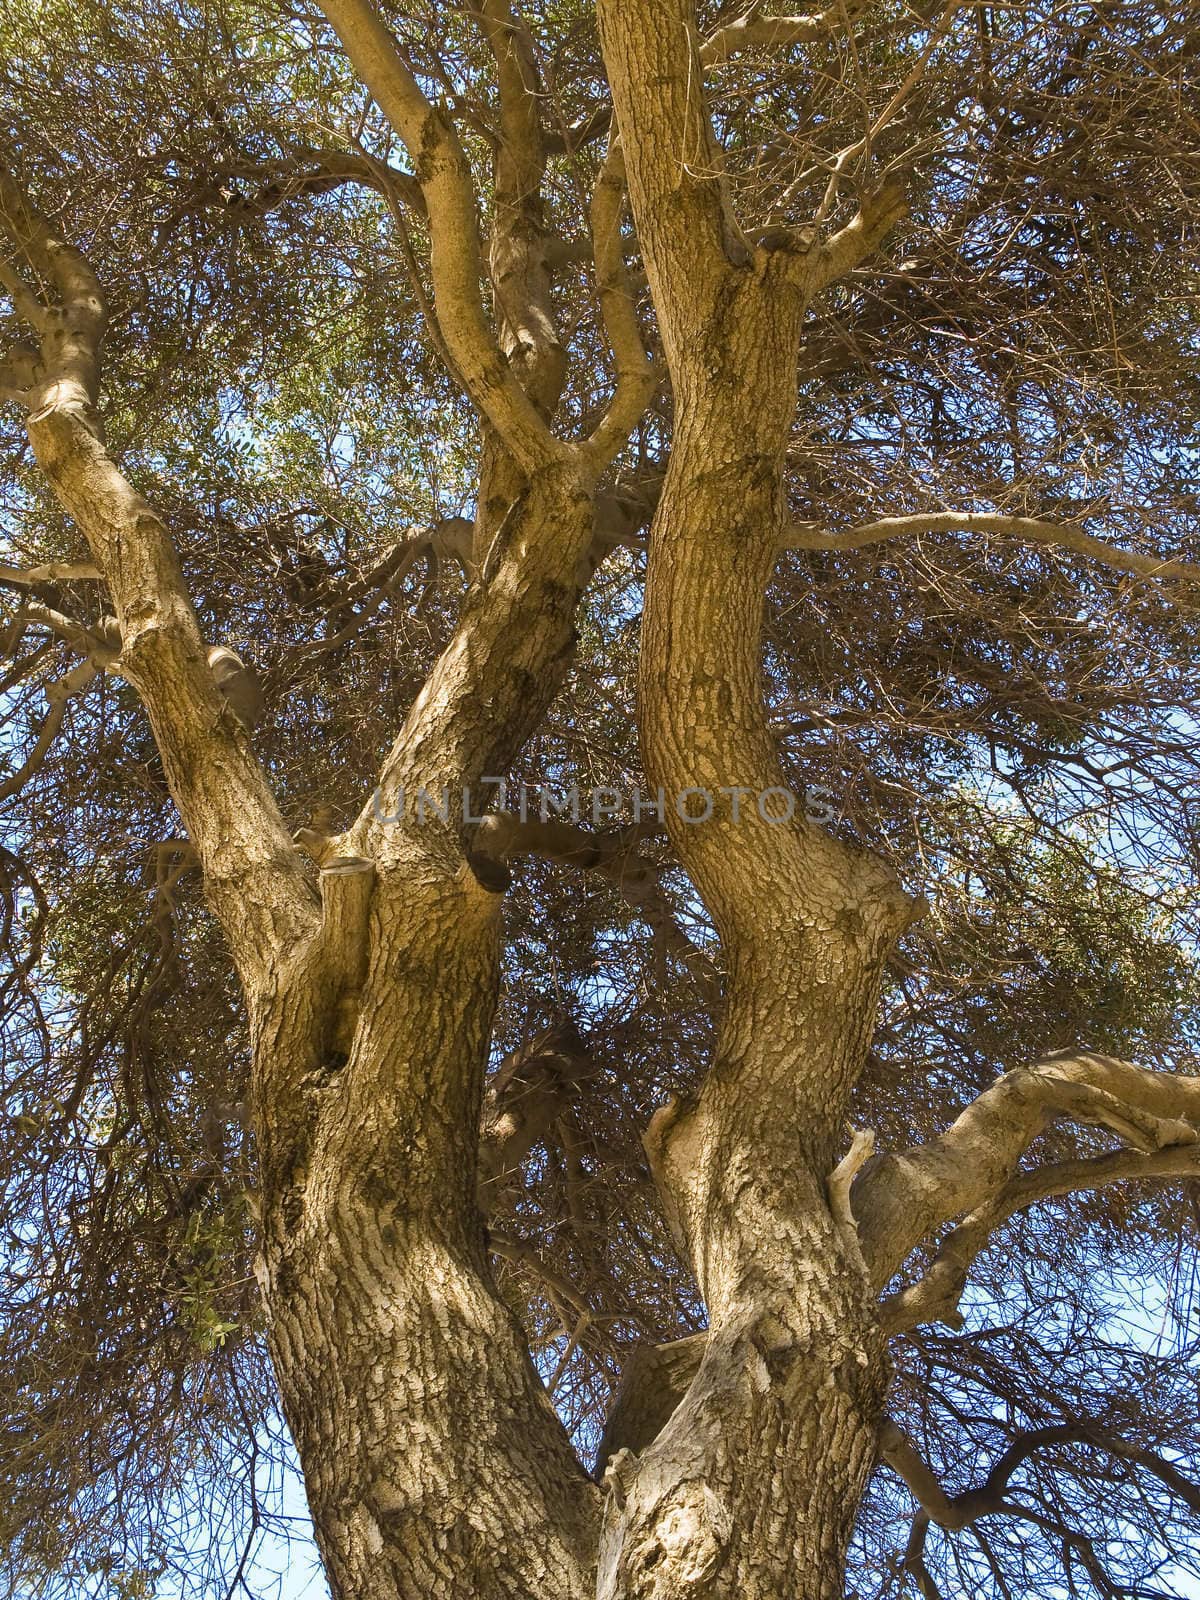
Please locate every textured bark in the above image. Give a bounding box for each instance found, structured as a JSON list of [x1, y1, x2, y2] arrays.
[[592, 5, 914, 1593], [602, 397, 909, 1600], [246, 466, 605, 1596], [10, 10, 1197, 1598], [256, 870, 599, 1600]]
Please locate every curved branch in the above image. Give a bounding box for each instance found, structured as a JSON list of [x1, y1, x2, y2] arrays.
[[208, 147, 425, 219], [699, 5, 865, 65], [880, 1416, 1200, 1532], [854, 1050, 1200, 1304], [0, 160, 317, 986], [581, 137, 659, 472], [0, 687, 71, 802], [468, 810, 720, 1006], [315, 0, 563, 473], [781, 509, 1200, 583], [878, 1142, 1200, 1335]]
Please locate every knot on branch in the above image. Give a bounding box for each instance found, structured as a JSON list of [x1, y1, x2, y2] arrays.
[[206, 644, 265, 732], [753, 222, 817, 257], [600, 1446, 639, 1510], [827, 1127, 876, 1242], [642, 1091, 708, 1268]]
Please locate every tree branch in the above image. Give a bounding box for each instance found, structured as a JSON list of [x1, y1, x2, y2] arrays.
[[0, 670, 90, 802], [0, 559, 103, 585], [315, 0, 564, 473], [476, 0, 569, 418], [853, 1050, 1200, 1316], [699, 3, 867, 65], [208, 147, 425, 219], [0, 160, 317, 986], [827, 1127, 875, 1235], [781, 509, 1200, 583], [802, 181, 908, 299], [597, 0, 747, 334], [877, 1141, 1200, 1335], [581, 136, 659, 472], [880, 1416, 1200, 1532], [467, 811, 720, 1006], [478, 1021, 597, 1217], [18, 599, 120, 665]]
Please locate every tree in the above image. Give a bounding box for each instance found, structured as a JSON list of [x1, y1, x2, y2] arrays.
[[1, 0, 1199, 1596]]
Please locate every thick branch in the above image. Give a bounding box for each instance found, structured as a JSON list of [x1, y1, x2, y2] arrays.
[[476, 0, 570, 423], [345, 462, 595, 862], [597, 0, 745, 340], [0, 162, 105, 419], [595, 1331, 708, 1472], [316, 0, 562, 472], [855, 1051, 1200, 1301]]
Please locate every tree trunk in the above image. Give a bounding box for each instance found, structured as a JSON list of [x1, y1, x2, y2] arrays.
[[257, 868, 599, 1600], [584, 380, 913, 1595], [580, 23, 917, 1563], [598, 1225, 886, 1600], [247, 472, 606, 1599]]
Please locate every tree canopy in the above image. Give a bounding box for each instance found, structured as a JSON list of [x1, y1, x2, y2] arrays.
[[1, 1, 1199, 1597]]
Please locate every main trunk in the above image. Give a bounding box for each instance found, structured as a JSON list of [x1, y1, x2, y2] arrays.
[[256, 868, 599, 1600], [599, 1220, 886, 1600], [248, 472, 604, 1600], [595, 290, 913, 1595]]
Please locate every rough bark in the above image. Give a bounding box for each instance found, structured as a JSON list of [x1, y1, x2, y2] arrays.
[[593, 366, 910, 1600], [593, 4, 914, 1593], [256, 870, 599, 1600]]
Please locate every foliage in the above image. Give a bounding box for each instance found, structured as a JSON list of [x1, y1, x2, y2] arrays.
[[1, 0, 1199, 1594]]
